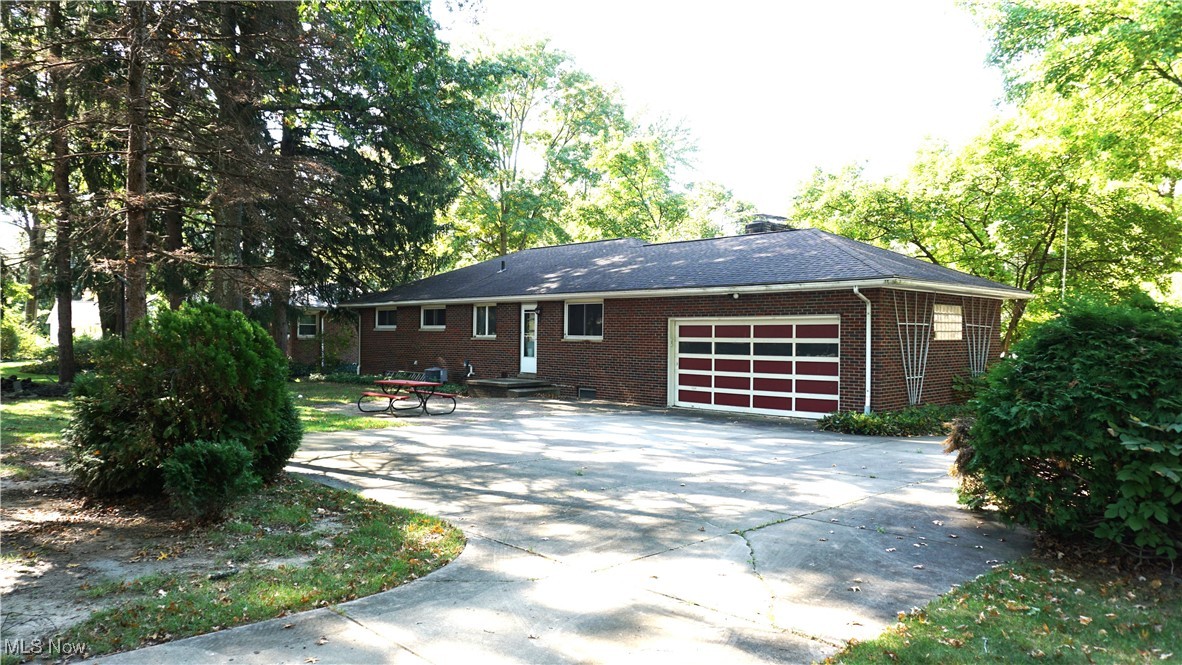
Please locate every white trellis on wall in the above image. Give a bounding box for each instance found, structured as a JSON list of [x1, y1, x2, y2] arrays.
[[893, 291, 933, 406], [963, 297, 998, 376]]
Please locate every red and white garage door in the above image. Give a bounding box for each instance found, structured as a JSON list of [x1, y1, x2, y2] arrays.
[[671, 316, 841, 418]]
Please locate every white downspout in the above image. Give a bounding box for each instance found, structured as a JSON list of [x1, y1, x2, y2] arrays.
[[853, 287, 872, 415], [355, 311, 362, 375]]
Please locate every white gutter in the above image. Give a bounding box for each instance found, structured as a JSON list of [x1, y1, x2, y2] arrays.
[[340, 277, 1033, 309], [852, 287, 872, 415]]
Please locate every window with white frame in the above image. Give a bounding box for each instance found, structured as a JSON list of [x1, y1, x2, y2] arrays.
[[565, 301, 604, 339], [933, 303, 963, 341], [473, 304, 497, 338], [421, 305, 446, 330], [296, 313, 318, 339], [375, 307, 398, 330]]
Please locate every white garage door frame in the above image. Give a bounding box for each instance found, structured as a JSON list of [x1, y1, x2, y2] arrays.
[[666, 315, 841, 419]]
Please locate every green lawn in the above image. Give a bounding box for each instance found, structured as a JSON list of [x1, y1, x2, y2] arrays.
[[0, 380, 394, 481], [289, 380, 401, 433], [829, 558, 1182, 663], [63, 476, 464, 657]]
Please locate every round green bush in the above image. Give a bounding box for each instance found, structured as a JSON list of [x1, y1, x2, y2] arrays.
[[162, 439, 261, 518], [963, 297, 1182, 558], [66, 303, 303, 508]]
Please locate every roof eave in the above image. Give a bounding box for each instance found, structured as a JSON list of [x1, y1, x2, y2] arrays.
[[339, 278, 1034, 309]]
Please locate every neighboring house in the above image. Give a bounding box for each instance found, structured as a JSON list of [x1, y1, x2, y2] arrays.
[[342, 226, 1032, 418], [48, 294, 103, 340], [286, 296, 359, 371]]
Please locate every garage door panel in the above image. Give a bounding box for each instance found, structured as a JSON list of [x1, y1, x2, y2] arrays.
[[754, 360, 792, 374], [715, 325, 750, 338], [715, 359, 750, 372], [714, 392, 750, 408], [797, 324, 839, 338], [796, 398, 839, 414], [796, 379, 839, 395], [679, 357, 712, 371], [673, 316, 840, 418], [797, 361, 838, 376], [753, 377, 793, 392], [753, 395, 793, 411], [714, 375, 750, 390], [754, 324, 793, 338]]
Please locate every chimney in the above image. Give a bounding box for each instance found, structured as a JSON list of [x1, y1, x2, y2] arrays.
[[743, 214, 792, 235]]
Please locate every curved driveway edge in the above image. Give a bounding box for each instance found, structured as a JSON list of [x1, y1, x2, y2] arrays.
[[90, 400, 1031, 664]]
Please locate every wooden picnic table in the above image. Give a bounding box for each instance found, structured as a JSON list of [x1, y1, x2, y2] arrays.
[[357, 379, 457, 416]]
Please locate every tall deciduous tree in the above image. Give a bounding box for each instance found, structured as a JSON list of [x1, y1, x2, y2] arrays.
[[792, 119, 1182, 348], [442, 41, 627, 263]]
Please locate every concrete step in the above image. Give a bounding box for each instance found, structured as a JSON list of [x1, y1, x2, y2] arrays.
[[506, 386, 561, 398], [467, 377, 559, 398]]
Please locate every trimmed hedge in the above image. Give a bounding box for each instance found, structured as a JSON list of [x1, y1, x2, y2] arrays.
[[66, 303, 303, 517], [960, 298, 1182, 559], [818, 404, 970, 437]]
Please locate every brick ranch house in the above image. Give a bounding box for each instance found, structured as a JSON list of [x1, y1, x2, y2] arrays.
[[285, 298, 359, 371], [342, 227, 1032, 419]]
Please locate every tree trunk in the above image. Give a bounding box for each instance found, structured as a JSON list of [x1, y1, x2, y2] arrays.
[[1000, 299, 1027, 354], [124, 0, 149, 325], [211, 4, 244, 312], [163, 202, 184, 309], [49, 2, 75, 384], [24, 215, 43, 325]]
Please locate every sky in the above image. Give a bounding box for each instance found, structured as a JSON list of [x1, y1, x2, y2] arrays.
[[434, 0, 1007, 215]]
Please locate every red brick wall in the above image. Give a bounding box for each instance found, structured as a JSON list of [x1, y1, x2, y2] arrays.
[[359, 304, 522, 381], [356, 289, 1005, 413], [288, 313, 359, 369]]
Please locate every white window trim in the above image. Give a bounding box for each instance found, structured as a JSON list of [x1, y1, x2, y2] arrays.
[[374, 307, 398, 331], [564, 300, 604, 341], [296, 313, 319, 340], [472, 303, 497, 339], [420, 305, 446, 331], [933, 303, 963, 341]]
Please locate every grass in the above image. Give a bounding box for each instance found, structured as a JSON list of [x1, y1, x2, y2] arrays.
[[828, 558, 1182, 663], [289, 380, 401, 433], [0, 380, 390, 479], [61, 476, 464, 657], [0, 396, 71, 479]]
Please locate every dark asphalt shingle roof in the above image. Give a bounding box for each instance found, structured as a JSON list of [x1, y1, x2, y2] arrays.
[[343, 229, 1029, 306]]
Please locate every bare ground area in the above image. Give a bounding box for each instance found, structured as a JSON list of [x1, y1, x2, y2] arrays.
[[0, 470, 338, 661], [2, 472, 207, 648]]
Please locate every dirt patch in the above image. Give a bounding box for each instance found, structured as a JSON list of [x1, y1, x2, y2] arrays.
[[0, 472, 346, 658]]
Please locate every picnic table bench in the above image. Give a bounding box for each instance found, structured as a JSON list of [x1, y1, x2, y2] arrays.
[[357, 375, 457, 416]]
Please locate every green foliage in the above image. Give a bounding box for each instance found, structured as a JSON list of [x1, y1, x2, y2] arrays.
[[963, 297, 1182, 558], [65, 303, 302, 504], [23, 335, 105, 373], [0, 315, 47, 360], [817, 404, 970, 437], [162, 439, 260, 519]]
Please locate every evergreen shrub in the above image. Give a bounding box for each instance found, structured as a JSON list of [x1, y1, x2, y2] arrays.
[[66, 303, 303, 514], [818, 404, 969, 437], [162, 439, 260, 518], [961, 297, 1182, 558]]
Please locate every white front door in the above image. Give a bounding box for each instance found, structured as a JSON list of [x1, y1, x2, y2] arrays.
[[520, 304, 538, 374]]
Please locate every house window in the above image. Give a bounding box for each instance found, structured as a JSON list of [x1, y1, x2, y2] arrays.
[[421, 306, 446, 330], [296, 314, 318, 339], [473, 304, 497, 338], [933, 304, 963, 341], [565, 301, 603, 339], [375, 308, 398, 330]]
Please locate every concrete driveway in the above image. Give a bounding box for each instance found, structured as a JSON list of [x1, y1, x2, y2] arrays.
[[96, 400, 1031, 664]]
